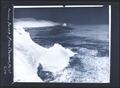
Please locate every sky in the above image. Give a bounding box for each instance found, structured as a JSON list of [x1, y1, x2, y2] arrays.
[[14, 5, 109, 25]]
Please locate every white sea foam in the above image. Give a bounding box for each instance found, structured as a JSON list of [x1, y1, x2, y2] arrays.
[[14, 18, 60, 28], [13, 19, 110, 83], [13, 20, 75, 82], [53, 48, 110, 83]]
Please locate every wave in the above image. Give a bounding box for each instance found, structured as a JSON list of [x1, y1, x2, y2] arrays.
[[14, 18, 60, 28], [52, 48, 110, 83], [13, 19, 110, 83], [13, 26, 75, 82]]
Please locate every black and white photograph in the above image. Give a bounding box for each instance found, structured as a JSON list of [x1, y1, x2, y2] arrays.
[[13, 5, 111, 83]]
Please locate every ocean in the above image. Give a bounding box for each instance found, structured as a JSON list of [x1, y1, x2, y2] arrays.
[[23, 24, 110, 82]]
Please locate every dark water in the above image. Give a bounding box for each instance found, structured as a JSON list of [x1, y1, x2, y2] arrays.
[[25, 24, 109, 57], [25, 24, 109, 81]]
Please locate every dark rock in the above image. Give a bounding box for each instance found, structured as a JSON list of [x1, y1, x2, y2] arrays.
[[37, 64, 54, 82], [37, 70, 54, 82], [37, 63, 43, 71]]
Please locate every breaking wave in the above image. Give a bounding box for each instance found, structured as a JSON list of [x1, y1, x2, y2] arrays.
[[13, 19, 110, 83], [13, 26, 75, 82]]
